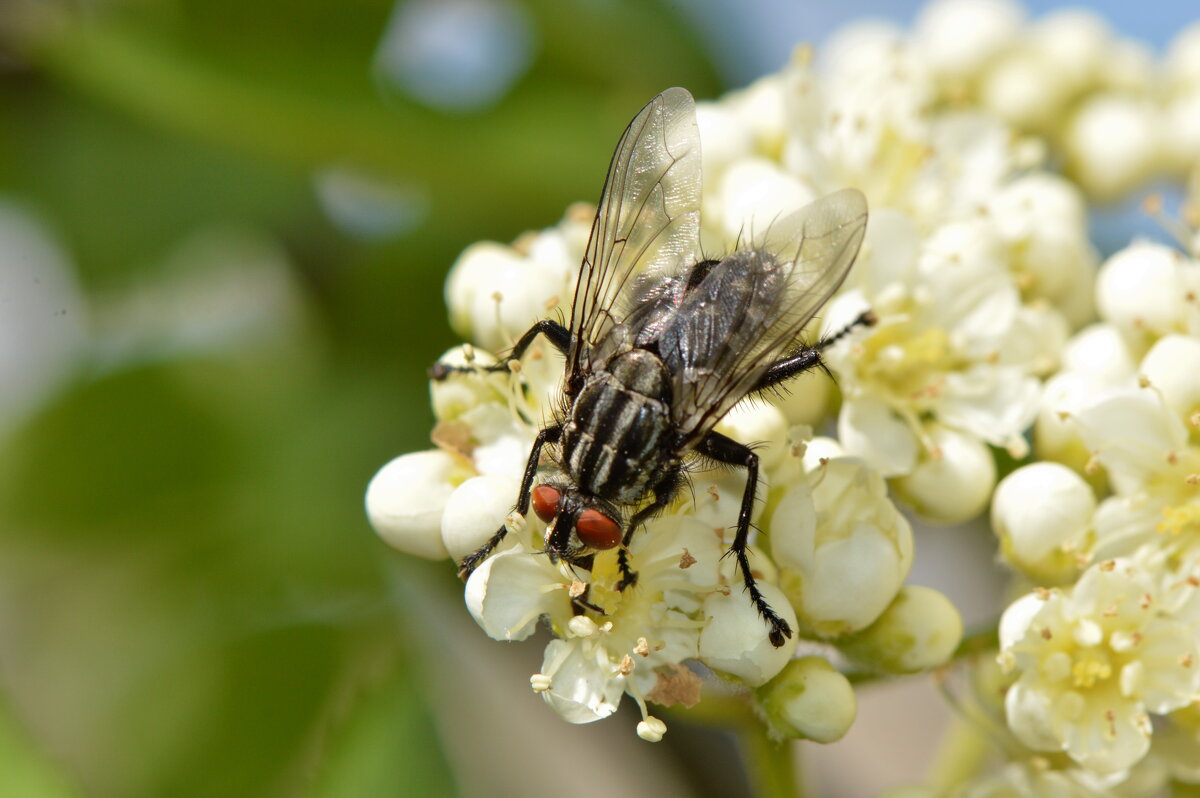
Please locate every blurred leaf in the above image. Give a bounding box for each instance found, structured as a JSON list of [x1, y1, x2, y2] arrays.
[[0, 698, 80, 798], [304, 642, 457, 798]]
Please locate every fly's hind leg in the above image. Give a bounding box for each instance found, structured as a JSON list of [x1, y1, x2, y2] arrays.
[[430, 319, 572, 380], [695, 431, 792, 648]]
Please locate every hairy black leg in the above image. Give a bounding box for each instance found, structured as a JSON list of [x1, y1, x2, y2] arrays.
[[615, 469, 686, 591], [457, 424, 562, 579], [752, 309, 876, 393], [430, 319, 572, 380], [696, 431, 792, 647]]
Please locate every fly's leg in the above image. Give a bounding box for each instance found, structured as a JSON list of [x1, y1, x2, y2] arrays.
[[430, 319, 572, 380], [616, 469, 685, 592], [457, 424, 562, 580], [695, 431, 792, 648], [752, 309, 876, 392]]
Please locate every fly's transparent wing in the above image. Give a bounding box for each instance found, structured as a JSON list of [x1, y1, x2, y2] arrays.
[[567, 88, 702, 379], [664, 188, 868, 442]]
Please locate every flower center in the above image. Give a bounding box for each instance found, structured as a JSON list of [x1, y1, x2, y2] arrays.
[[858, 316, 957, 403], [1071, 653, 1114, 689], [1157, 502, 1200, 537]]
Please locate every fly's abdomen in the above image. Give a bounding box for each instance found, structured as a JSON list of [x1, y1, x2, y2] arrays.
[[562, 350, 675, 502]]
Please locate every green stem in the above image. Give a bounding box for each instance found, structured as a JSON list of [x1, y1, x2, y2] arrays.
[[738, 725, 803, 798], [668, 693, 802, 798], [926, 714, 989, 794]]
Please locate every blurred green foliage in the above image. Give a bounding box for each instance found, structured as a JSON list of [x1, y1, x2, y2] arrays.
[[0, 1, 721, 796]]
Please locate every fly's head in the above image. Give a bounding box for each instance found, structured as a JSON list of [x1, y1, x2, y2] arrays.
[[530, 480, 622, 564]]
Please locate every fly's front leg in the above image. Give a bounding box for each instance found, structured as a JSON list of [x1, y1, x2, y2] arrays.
[[752, 309, 876, 393], [430, 319, 572, 380], [616, 469, 685, 592], [696, 431, 792, 648], [457, 424, 562, 579]]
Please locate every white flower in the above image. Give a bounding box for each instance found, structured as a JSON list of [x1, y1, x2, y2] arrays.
[[770, 450, 914, 636], [469, 514, 723, 734], [999, 559, 1200, 774]]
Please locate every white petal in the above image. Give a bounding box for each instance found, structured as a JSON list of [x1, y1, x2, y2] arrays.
[[718, 158, 814, 241], [464, 549, 562, 641], [1005, 678, 1067, 753], [999, 593, 1047, 650], [1075, 391, 1188, 494], [837, 397, 919, 477], [937, 365, 1040, 449], [540, 639, 624, 723]]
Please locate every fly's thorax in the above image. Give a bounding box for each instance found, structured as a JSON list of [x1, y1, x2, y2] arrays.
[[561, 348, 678, 503]]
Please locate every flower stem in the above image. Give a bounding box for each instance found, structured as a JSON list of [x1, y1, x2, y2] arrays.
[[926, 714, 989, 793], [738, 725, 804, 798], [672, 694, 803, 798]]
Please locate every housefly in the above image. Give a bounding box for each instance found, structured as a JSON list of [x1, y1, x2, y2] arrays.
[[434, 87, 869, 647]]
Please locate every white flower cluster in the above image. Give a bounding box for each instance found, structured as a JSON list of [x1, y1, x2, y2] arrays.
[[367, 0, 1200, 787], [368, 184, 962, 740], [853, 0, 1200, 200], [988, 217, 1200, 783]]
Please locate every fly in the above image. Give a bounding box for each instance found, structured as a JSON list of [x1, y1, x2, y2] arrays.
[[433, 87, 870, 646]]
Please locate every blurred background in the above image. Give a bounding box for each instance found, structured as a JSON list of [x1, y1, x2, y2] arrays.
[[0, 1, 1195, 797]]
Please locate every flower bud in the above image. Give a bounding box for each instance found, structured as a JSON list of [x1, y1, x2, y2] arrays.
[[429, 345, 503, 421], [893, 424, 996, 524], [718, 158, 814, 241], [444, 241, 566, 352], [1060, 324, 1135, 383], [839, 586, 963, 674], [699, 582, 797, 685], [913, 0, 1024, 82], [1065, 95, 1162, 200], [992, 462, 1095, 584], [1096, 241, 1187, 342], [441, 473, 522, 560], [772, 458, 913, 636], [756, 656, 857, 743], [1033, 372, 1102, 477], [1028, 9, 1112, 92], [1140, 334, 1200, 424], [366, 450, 468, 559], [980, 49, 1070, 131]]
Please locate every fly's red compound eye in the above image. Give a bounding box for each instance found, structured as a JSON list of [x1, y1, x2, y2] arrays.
[[576, 509, 622, 550], [531, 484, 561, 524]]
